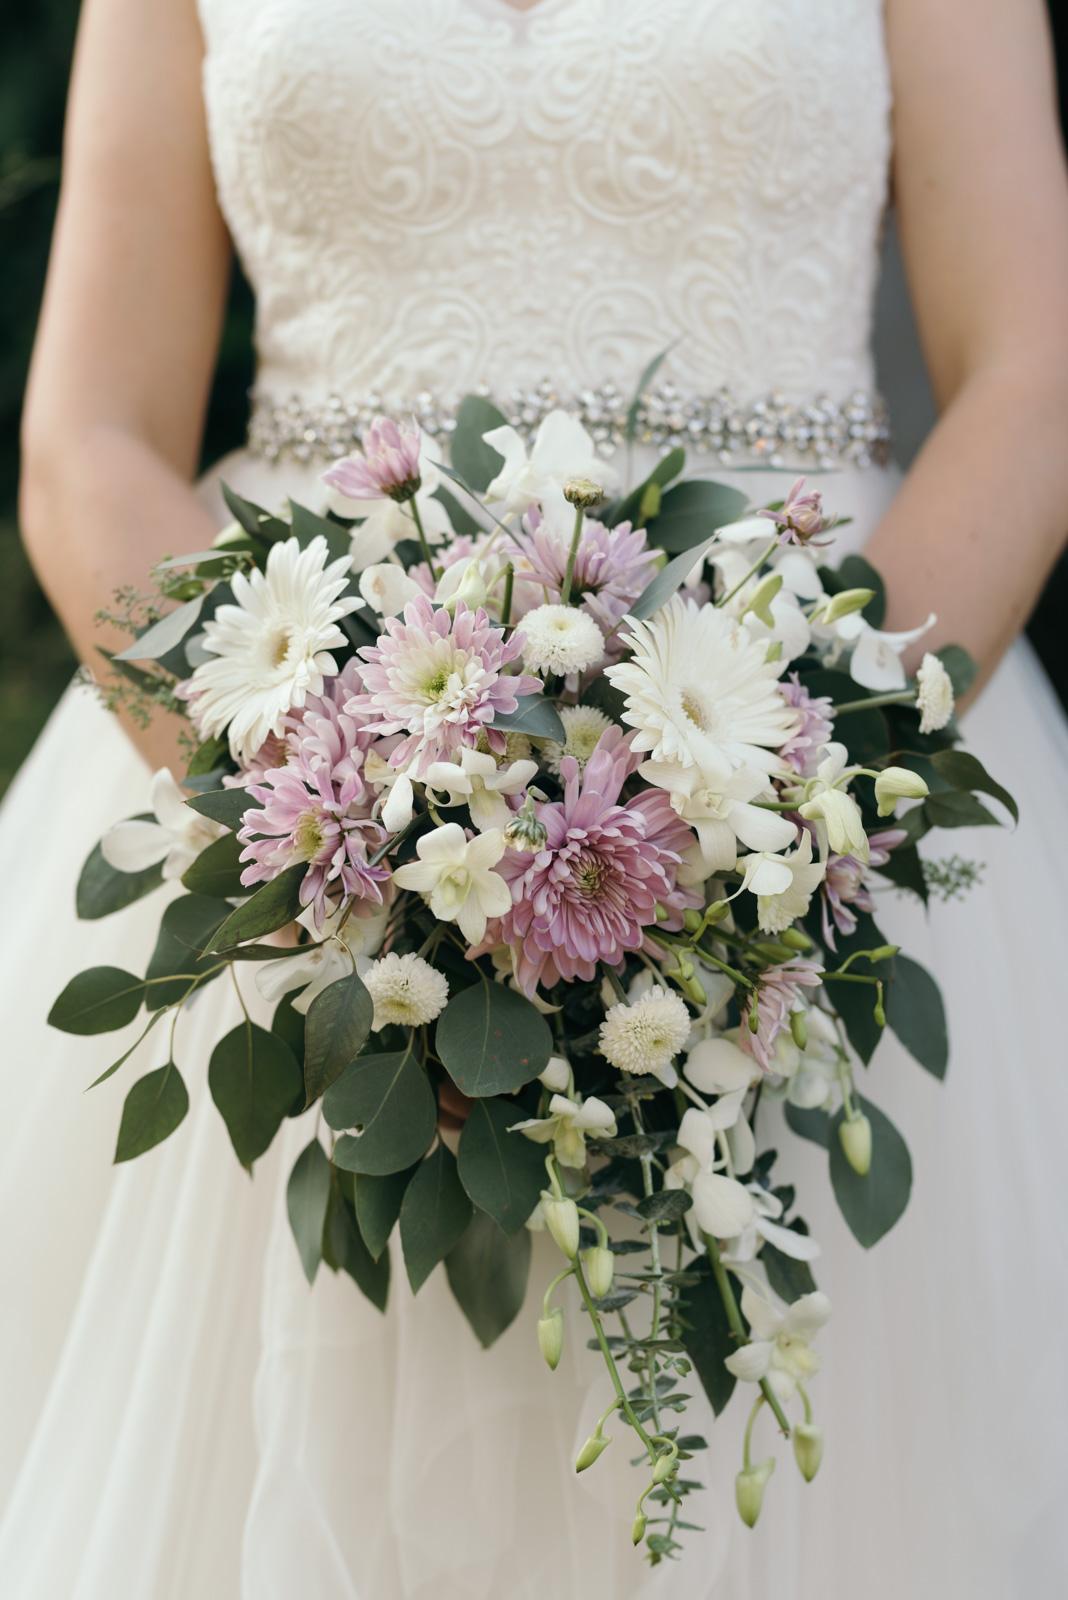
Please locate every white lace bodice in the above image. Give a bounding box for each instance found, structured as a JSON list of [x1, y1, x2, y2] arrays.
[[197, 0, 891, 413]]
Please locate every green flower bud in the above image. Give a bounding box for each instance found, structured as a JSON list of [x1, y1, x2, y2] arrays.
[[639, 481, 662, 525], [742, 572, 783, 628], [819, 586, 875, 625], [748, 1005, 760, 1034], [583, 1245, 615, 1299], [652, 1451, 677, 1484], [704, 899, 731, 926], [683, 907, 703, 934], [779, 926, 813, 952], [839, 1112, 872, 1176], [735, 1457, 776, 1528], [537, 1307, 564, 1370], [790, 1009, 808, 1050], [543, 1194, 580, 1259], [866, 943, 899, 963], [654, 901, 670, 922], [575, 1430, 612, 1472], [792, 1422, 824, 1482], [563, 477, 604, 510], [631, 1512, 647, 1546], [874, 765, 929, 817]]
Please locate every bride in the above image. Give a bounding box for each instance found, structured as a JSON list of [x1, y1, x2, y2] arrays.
[[3, 0, 1067, 1594]]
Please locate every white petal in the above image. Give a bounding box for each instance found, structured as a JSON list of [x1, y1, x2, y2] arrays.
[[467, 787, 511, 833], [728, 1114, 756, 1176], [677, 1107, 720, 1169], [684, 1036, 755, 1095], [849, 629, 908, 692], [692, 1171, 755, 1237], [785, 1290, 833, 1336], [757, 1217, 821, 1260], [740, 1283, 786, 1341], [382, 773, 415, 833], [100, 820, 171, 873], [740, 853, 794, 897], [149, 768, 189, 831], [539, 1056, 571, 1092], [706, 1087, 746, 1131], [254, 951, 321, 1004], [723, 1341, 774, 1382], [728, 802, 798, 857], [359, 563, 421, 617]]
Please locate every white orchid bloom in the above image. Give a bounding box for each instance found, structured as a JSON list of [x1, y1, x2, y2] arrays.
[[482, 410, 618, 517], [364, 748, 418, 833], [724, 1285, 832, 1403], [761, 1005, 841, 1109], [254, 901, 390, 1014], [683, 1035, 758, 1174], [359, 562, 422, 618], [710, 549, 812, 663], [639, 756, 797, 875], [736, 828, 826, 935], [392, 822, 512, 944], [796, 743, 869, 864], [434, 555, 497, 616], [332, 437, 452, 571], [100, 768, 227, 881], [423, 747, 538, 832], [723, 1183, 823, 1266], [509, 1092, 617, 1169], [823, 609, 937, 692], [538, 1055, 572, 1092], [676, 1106, 756, 1236]]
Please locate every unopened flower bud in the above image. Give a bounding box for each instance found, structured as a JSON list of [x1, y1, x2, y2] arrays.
[[583, 1246, 614, 1299], [654, 901, 670, 922], [575, 1430, 612, 1472], [537, 1307, 564, 1370], [874, 766, 929, 818], [779, 926, 813, 952], [819, 587, 875, 625], [683, 907, 703, 934], [504, 795, 548, 853], [543, 1194, 580, 1259], [873, 992, 886, 1028], [839, 1112, 872, 1176], [790, 1009, 808, 1050], [440, 558, 489, 616], [792, 1422, 824, 1482], [652, 1451, 677, 1484], [639, 481, 662, 525], [631, 1512, 647, 1546], [563, 477, 604, 510], [704, 899, 731, 926], [538, 1055, 571, 1092], [742, 572, 783, 628], [735, 1457, 776, 1528], [748, 1005, 760, 1034]]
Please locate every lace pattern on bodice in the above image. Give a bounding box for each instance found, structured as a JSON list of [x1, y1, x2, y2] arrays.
[[197, 0, 892, 411]]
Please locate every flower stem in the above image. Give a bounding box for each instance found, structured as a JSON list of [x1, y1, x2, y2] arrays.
[[832, 689, 918, 715], [705, 1232, 791, 1436], [409, 498, 441, 582], [743, 1394, 766, 1470], [542, 1264, 575, 1319], [500, 561, 514, 627], [716, 539, 780, 609], [573, 1251, 658, 1458], [560, 504, 586, 606]]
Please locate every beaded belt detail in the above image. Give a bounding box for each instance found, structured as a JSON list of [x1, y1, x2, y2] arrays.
[[247, 380, 891, 471]]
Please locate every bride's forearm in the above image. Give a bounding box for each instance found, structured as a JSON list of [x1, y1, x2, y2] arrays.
[[863, 358, 1068, 699], [20, 423, 220, 774]]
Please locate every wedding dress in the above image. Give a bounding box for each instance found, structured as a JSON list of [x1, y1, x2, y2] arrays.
[[1, 1, 1066, 1595]]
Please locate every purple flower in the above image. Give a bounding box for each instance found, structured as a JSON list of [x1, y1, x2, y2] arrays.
[[349, 595, 540, 778], [777, 674, 835, 776], [756, 477, 836, 547], [503, 511, 658, 658], [321, 416, 422, 503], [819, 828, 907, 949], [472, 727, 699, 995], [238, 755, 390, 930], [740, 959, 824, 1074]]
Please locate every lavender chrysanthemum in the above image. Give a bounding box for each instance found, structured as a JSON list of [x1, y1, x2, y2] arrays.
[[504, 511, 657, 650], [740, 959, 823, 1074], [320, 415, 422, 503], [778, 674, 835, 777], [350, 595, 540, 778]]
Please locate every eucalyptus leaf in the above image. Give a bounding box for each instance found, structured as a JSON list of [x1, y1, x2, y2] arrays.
[[286, 1138, 333, 1283], [436, 979, 552, 1097], [185, 735, 230, 779], [923, 791, 999, 830], [829, 1095, 912, 1248], [784, 1102, 831, 1149], [206, 863, 307, 952], [491, 695, 566, 741], [208, 1021, 303, 1170], [145, 894, 232, 1009], [325, 1045, 437, 1174], [635, 1189, 692, 1223], [355, 1165, 421, 1259], [648, 480, 749, 554], [75, 832, 164, 921], [628, 532, 721, 622], [331, 1192, 391, 1311], [873, 839, 928, 904], [288, 500, 351, 564], [609, 447, 686, 528], [180, 831, 249, 899], [760, 1237, 818, 1304], [625, 345, 676, 445], [885, 955, 948, 1080], [445, 1210, 531, 1347], [935, 643, 979, 699], [221, 481, 290, 542], [303, 968, 374, 1106], [114, 1062, 189, 1163], [399, 1143, 473, 1293], [836, 554, 886, 628], [114, 595, 204, 662], [680, 1256, 742, 1416], [929, 749, 1018, 824], [49, 966, 147, 1036], [450, 395, 508, 493], [186, 788, 261, 832], [456, 1097, 546, 1235]]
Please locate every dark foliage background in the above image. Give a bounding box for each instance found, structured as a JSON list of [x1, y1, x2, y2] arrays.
[[0, 1, 1065, 797]]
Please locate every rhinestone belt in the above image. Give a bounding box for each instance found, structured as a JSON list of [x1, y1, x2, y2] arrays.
[[247, 379, 891, 471]]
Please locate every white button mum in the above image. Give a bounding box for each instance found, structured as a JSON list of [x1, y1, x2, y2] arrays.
[[362, 951, 449, 1030], [544, 704, 612, 777], [599, 985, 691, 1086], [915, 651, 955, 734], [520, 604, 605, 678], [186, 535, 359, 762]]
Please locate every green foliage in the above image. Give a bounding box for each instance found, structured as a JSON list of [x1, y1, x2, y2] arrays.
[[208, 1021, 303, 1170], [680, 1257, 740, 1415], [302, 968, 374, 1106], [445, 1210, 532, 1347], [448, 395, 507, 492], [645, 479, 748, 554], [829, 1095, 912, 1248], [761, 1238, 818, 1303], [114, 1062, 189, 1162], [186, 788, 259, 831], [328, 1182, 391, 1312], [492, 695, 566, 741], [180, 831, 248, 898], [288, 500, 350, 564], [628, 532, 721, 622], [207, 863, 307, 951], [610, 447, 685, 528], [354, 1166, 420, 1260], [784, 1102, 831, 1149], [435, 979, 552, 1097], [286, 1138, 333, 1283], [456, 1096, 546, 1235], [325, 1046, 437, 1174], [635, 1189, 692, 1223], [144, 894, 231, 1009], [399, 1143, 473, 1292], [885, 955, 948, 1079], [929, 748, 1018, 824], [48, 966, 146, 1035], [75, 827, 164, 921]]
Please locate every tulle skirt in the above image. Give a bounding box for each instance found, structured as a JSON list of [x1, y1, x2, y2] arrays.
[[0, 452, 1065, 1599]]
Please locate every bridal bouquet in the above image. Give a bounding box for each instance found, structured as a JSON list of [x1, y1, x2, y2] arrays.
[[51, 382, 1015, 1557]]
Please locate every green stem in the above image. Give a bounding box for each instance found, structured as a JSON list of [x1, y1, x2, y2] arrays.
[[797, 1381, 814, 1426], [832, 689, 917, 715], [601, 961, 628, 1004], [560, 503, 585, 605], [409, 498, 441, 582], [577, 1205, 609, 1249], [573, 1255, 657, 1458], [743, 1393, 766, 1471], [367, 808, 425, 868], [542, 1264, 575, 1319], [500, 561, 514, 627], [717, 538, 780, 609], [705, 1233, 791, 1436]]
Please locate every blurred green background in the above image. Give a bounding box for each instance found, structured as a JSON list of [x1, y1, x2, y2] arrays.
[[1, 1, 1066, 798]]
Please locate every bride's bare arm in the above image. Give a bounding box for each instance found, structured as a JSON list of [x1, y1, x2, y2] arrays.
[[868, 0, 1068, 696], [19, 0, 230, 772]]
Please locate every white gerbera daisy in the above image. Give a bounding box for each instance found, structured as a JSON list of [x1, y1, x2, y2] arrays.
[[605, 596, 799, 780], [915, 651, 955, 734], [187, 536, 359, 762], [544, 704, 612, 776], [363, 951, 450, 1030], [599, 985, 691, 1086], [521, 604, 605, 678]]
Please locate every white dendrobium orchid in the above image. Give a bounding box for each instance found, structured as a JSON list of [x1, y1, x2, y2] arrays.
[[795, 743, 869, 864], [101, 768, 227, 881], [639, 756, 797, 875], [676, 1106, 756, 1237], [392, 822, 512, 944], [364, 749, 417, 834], [482, 410, 618, 517], [332, 437, 453, 571], [724, 1285, 832, 1404], [761, 1005, 842, 1109], [186, 535, 359, 763], [254, 901, 390, 1015], [736, 828, 826, 935], [359, 562, 422, 617], [722, 1183, 823, 1266], [510, 1092, 617, 1169], [822, 609, 937, 692], [711, 550, 812, 663], [423, 747, 538, 832]]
